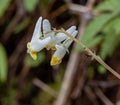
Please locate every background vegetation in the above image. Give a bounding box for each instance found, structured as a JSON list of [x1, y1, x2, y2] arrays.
[[0, 0, 120, 105]]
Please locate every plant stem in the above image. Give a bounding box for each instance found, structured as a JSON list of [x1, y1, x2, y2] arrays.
[[55, 29, 120, 79]]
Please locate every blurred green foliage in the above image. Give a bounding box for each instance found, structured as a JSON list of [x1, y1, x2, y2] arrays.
[[0, 0, 11, 17], [79, 14, 112, 48], [4, 85, 15, 105], [0, 43, 8, 83], [78, 0, 120, 73], [94, 0, 120, 12], [23, 0, 39, 12], [25, 52, 46, 68]]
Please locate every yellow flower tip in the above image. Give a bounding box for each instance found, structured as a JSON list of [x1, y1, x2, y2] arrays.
[[27, 42, 30, 48], [30, 50, 37, 60], [50, 56, 60, 66]]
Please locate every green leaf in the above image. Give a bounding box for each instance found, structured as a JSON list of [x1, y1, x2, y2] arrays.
[[99, 17, 120, 60], [94, 0, 120, 12], [103, 16, 120, 34], [85, 35, 102, 48], [98, 17, 120, 74], [100, 31, 120, 60], [81, 14, 112, 44], [25, 52, 45, 68], [76, 14, 113, 51], [0, 43, 8, 83], [23, 0, 39, 12], [0, 0, 11, 17]]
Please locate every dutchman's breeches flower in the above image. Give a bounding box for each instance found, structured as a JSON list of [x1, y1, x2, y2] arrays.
[[50, 30, 78, 65], [27, 17, 52, 60], [27, 16, 78, 65]]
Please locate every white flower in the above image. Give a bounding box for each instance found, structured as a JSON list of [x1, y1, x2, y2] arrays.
[[54, 26, 77, 44], [27, 17, 73, 59], [27, 17, 52, 60], [50, 30, 78, 65], [45, 26, 77, 50], [27, 16, 78, 66]]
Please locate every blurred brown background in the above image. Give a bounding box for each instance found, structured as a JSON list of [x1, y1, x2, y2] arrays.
[[0, 0, 120, 105]]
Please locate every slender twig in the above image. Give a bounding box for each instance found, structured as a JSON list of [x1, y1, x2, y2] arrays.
[[68, 3, 100, 16], [95, 87, 114, 105], [84, 86, 99, 105], [88, 80, 120, 88], [33, 78, 58, 98], [53, 29, 120, 79]]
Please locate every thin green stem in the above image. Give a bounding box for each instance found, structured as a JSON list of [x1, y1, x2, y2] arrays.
[[55, 29, 120, 79]]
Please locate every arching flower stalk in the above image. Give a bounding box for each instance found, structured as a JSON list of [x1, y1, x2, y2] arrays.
[[27, 17, 120, 79]]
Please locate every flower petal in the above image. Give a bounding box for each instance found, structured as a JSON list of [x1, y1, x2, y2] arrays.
[[63, 30, 78, 48], [66, 26, 76, 34], [31, 17, 42, 42], [55, 32, 68, 43], [43, 19, 51, 34], [31, 36, 51, 52], [50, 45, 66, 65], [50, 56, 61, 66], [71, 30, 78, 37], [29, 50, 37, 60], [54, 26, 76, 44]]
